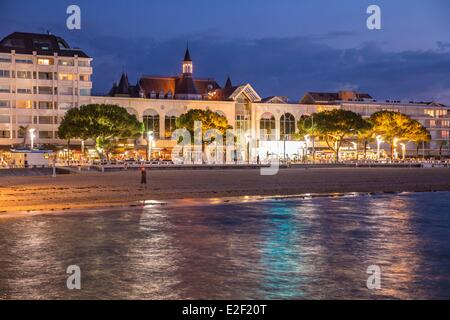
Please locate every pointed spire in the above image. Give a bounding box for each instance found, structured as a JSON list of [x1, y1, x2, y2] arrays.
[[117, 72, 130, 94], [183, 43, 192, 62], [225, 75, 232, 88]]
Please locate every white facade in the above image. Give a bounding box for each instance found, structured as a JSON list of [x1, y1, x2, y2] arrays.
[[0, 50, 92, 145]]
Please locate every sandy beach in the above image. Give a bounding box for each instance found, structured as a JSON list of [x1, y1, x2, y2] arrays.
[[1, 167, 450, 213]]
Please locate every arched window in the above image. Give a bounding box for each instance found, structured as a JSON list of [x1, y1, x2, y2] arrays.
[[143, 109, 160, 139], [260, 113, 276, 140], [280, 113, 295, 140], [165, 115, 178, 139]]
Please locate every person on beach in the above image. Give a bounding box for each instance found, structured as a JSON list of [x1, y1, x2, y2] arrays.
[[140, 166, 147, 186]]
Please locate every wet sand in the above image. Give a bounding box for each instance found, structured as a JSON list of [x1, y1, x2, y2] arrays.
[[1, 167, 450, 213]]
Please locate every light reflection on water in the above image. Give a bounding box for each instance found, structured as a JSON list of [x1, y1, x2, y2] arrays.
[[0, 192, 450, 299]]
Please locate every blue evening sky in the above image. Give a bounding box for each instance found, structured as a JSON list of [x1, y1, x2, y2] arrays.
[[1, 0, 450, 103]]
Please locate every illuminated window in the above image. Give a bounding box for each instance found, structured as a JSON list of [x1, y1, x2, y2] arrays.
[[260, 113, 276, 141], [442, 131, 450, 139], [37, 58, 53, 65], [16, 100, 32, 109], [58, 73, 74, 80], [280, 113, 296, 140], [143, 110, 160, 140], [79, 74, 90, 81], [58, 60, 74, 66], [165, 115, 177, 139]]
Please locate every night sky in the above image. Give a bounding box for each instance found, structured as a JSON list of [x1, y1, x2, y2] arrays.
[[1, 0, 450, 103]]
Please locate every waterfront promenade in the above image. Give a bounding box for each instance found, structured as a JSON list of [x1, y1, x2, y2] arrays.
[[1, 167, 450, 213]]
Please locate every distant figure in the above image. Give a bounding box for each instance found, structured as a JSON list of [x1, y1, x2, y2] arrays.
[[140, 166, 147, 185], [257, 155, 260, 165]]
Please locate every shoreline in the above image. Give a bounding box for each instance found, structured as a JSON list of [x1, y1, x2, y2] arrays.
[[1, 167, 450, 214]]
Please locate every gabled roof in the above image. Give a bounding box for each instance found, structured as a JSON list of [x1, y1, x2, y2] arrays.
[[208, 83, 261, 102], [0, 32, 90, 58], [261, 96, 288, 104]]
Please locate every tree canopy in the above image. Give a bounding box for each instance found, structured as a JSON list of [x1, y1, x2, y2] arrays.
[[312, 109, 371, 161], [176, 109, 232, 143], [370, 111, 430, 158], [58, 104, 143, 157]]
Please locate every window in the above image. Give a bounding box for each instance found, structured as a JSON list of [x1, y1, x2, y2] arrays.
[[58, 60, 74, 66], [15, 58, 33, 64], [165, 115, 177, 139], [38, 86, 53, 95], [0, 70, 10, 77], [280, 113, 295, 140], [79, 88, 91, 96], [0, 85, 10, 93], [16, 71, 32, 79], [78, 60, 90, 67], [59, 87, 73, 95], [58, 102, 73, 110], [17, 115, 32, 124], [59, 73, 74, 81], [442, 131, 450, 139], [16, 100, 32, 109], [0, 115, 10, 123], [39, 116, 53, 125], [17, 88, 32, 94], [143, 111, 160, 140], [441, 120, 450, 128], [0, 130, 10, 138], [260, 113, 276, 140], [37, 58, 53, 65], [33, 41, 52, 51], [79, 74, 90, 81], [0, 55, 11, 63], [0, 100, 9, 108], [39, 131, 53, 139], [38, 101, 53, 110], [38, 72, 53, 80]]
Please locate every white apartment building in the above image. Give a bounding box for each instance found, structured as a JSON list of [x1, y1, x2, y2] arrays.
[[0, 32, 92, 146]]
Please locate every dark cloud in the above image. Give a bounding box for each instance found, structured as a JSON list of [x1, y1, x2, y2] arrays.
[[64, 33, 450, 105]]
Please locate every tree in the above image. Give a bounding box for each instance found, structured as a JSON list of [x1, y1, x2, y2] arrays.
[[58, 104, 143, 159], [357, 120, 374, 160], [18, 125, 29, 146], [370, 111, 430, 160], [438, 140, 449, 160], [176, 109, 232, 142], [312, 109, 371, 162], [176, 109, 232, 163]]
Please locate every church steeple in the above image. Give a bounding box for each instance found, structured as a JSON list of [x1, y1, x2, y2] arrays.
[[182, 45, 193, 75], [225, 75, 232, 88]]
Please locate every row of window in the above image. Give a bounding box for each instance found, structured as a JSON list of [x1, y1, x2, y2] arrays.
[[0, 55, 90, 67], [0, 130, 57, 139], [0, 70, 90, 81], [0, 85, 90, 96], [0, 115, 60, 125], [0, 100, 75, 110], [429, 119, 450, 128]]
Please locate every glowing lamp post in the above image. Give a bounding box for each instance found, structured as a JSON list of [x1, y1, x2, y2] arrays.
[[400, 143, 406, 161], [29, 128, 36, 150], [393, 137, 399, 160], [147, 131, 154, 161], [245, 133, 251, 164], [376, 135, 383, 160]]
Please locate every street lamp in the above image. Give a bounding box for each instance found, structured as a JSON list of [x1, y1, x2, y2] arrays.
[[393, 137, 399, 160], [29, 128, 36, 150], [376, 135, 383, 160], [400, 143, 406, 161], [245, 133, 251, 164], [147, 130, 154, 161]]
